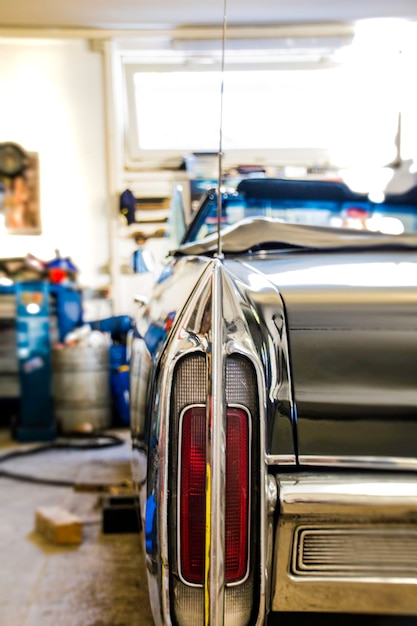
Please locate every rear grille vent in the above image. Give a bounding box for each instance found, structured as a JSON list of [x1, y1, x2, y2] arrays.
[[173, 352, 207, 413], [293, 526, 417, 577], [226, 355, 257, 414]]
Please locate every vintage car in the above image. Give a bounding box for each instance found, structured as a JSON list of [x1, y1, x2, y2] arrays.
[[129, 177, 417, 626]]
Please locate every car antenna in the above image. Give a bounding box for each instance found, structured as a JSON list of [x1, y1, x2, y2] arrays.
[[215, 0, 227, 259]]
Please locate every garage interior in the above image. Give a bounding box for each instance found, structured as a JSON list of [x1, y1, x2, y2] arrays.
[[1, 1, 417, 625]]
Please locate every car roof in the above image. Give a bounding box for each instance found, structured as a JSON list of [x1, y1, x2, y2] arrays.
[[236, 178, 417, 206]]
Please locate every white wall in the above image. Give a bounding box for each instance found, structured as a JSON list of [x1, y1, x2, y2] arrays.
[[0, 38, 109, 289]]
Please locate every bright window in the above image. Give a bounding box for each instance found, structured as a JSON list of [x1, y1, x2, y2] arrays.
[[130, 66, 398, 159], [121, 20, 417, 172]]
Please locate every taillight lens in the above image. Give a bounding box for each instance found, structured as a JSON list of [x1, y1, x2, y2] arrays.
[[180, 405, 206, 584], [180, 405, 250, 585], [225, 406, 249, 582]]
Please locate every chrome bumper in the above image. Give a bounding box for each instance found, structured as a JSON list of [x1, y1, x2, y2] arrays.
[[271, 473, 417, 615]]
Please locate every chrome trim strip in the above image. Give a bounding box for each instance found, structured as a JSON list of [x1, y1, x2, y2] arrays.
[[266, 474, 278, 516], [157, 349, 175, 626], [266, 454, 297, 465], [277, 473, 417, 517], [206, 258, 226, 626], [298, 454, 417, 472], [266, 453, 417, 471], [265, 474, 278, 615]]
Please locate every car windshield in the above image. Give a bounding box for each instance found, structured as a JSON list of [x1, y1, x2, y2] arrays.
[[182, 180, 417, 245]]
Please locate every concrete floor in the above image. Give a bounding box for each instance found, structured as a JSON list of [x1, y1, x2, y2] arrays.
[[1, 423, 416, 626], [0, 425, 154, 626]]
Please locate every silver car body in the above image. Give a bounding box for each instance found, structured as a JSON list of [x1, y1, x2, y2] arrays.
[[130, 180, 417, 625]]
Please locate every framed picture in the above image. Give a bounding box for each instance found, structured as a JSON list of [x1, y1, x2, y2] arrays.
[[0, 150, 41, 235]]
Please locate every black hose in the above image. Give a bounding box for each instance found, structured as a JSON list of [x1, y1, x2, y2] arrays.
[[0, 431, 128, 488]]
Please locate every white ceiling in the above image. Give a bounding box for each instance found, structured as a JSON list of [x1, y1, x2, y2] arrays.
[[1, 0, 417, 31]]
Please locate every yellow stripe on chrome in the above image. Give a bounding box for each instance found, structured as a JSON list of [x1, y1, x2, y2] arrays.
[[204, 462, 211, 626]]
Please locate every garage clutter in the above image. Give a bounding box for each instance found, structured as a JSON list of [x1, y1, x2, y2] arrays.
[[52, 316, 132, 435], [0, 251, 133, 441]]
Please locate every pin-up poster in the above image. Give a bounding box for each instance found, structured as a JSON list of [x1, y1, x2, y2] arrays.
[[0, 145, 41, 235]]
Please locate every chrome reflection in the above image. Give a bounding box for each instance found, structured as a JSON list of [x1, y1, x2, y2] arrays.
[[266, 454, 297, 465], [292, 526, 417, 577], [272, 472, 417, 615], [266, 453, 417, 471], [298, 454, 417, 472]]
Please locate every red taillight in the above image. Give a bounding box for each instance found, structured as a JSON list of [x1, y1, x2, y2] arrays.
[[180, 405, 249, 585], [225, 407, 249, 582], [180, 406, 206, 584]]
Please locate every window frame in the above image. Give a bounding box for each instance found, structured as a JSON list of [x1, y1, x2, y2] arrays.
[[118, 23, 411, 174], [122, 53, 338, 171]]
